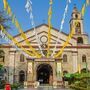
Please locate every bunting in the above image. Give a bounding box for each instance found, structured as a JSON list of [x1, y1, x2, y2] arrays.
[[25, 0, 44, 56], [3, 0, 41, 58], [86, 0, 90, 6], [81, 3, 86, 16], [54, 26, 74, 58], [47, 0, 53, 57], [51, 0, 71, 57], [81, 0, 90, 17], [0, 25, 35, 57], [1, 0, 90, 59]]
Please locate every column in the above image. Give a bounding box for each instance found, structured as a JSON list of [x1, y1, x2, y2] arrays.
[[72, 53, 78, 73], [27, 61, 33, 81], [9, 51, 16, 84]]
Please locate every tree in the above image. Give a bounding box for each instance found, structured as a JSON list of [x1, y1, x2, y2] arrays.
[[0, 10, 11, 44], [0, 10, 11, 30], [70, 72, 90, 90]]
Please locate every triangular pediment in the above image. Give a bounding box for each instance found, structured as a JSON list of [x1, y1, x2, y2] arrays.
[[14, 24, 77, 46]]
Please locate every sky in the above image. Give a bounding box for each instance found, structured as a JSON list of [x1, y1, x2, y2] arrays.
[[0, 0, 90, 43]]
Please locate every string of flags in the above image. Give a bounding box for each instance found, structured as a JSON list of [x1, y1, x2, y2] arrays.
[[86, 0, 90, 6], [2, 0, 41, 58], [0, 0, 90, 59], [0, 29, 35, 58], [54, 25, 75, 58], [0, 30, 11, 43], [0, 24, 36, 57], [81, 0, 90, 16], [47, 0, 53, 57], [25, 0, 44, 56], [51, 0, 71, 57]]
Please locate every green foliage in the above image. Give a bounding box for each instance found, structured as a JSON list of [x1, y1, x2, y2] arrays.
[[11, 83, 22, 89], [70, 72, 90, 90], [0, 64, 3, 69], [0, 80, 6, 89]]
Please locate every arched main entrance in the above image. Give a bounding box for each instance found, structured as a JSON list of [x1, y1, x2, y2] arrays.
[[37, 64, 53, 84]]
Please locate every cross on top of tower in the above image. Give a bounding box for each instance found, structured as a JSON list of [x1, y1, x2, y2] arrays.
[[73, 4, 78, 13]]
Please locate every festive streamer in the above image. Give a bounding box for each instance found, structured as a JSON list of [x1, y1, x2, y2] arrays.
[[81, 3, 86, 16], [54, 26, 74, 58], [51, 0, 71, 57], [3, 0, 41, 58], [0, 25, 37, 57], [0, 30, 10, 43], [3, 0, 8, 10], [25, 0, 44, 56], [0, 31, 33, 58], [69, 0, 71, 3], [86, 0, 90, 6], [47, 0, 53, 57], [81, 0, 90, 17]]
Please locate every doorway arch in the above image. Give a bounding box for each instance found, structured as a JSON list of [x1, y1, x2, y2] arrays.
[[37, 64, 53, 84], [19, 70, 25, 83]]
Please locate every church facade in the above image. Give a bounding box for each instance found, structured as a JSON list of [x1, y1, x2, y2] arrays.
[[0, 7, 90, 86]]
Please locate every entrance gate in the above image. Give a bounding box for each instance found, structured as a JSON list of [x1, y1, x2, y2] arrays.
[[37, 64, 53, 84]]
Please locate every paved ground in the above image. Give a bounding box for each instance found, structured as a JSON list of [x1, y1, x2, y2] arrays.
[[18, 86, 72, 90], [0, 86, 73, 90]]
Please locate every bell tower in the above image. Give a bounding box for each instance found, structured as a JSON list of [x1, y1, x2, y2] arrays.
[[70, 5, 89, 44], [70, 6, 84, 34]]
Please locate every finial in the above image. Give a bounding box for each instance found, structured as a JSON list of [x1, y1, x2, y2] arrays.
[[73, 4, 78, 13]]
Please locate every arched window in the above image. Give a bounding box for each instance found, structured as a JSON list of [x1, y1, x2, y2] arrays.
[[0, 50, 5, 62], [20, 54, 24, 62], [63, 54, 67, 62], [82, 55, 86, 62], [76, 22, 80, 27], [75, 14, 78, 19], [19, 70, 25, 83], [77, 37, 83, 44], [75, 22, 81, 34]]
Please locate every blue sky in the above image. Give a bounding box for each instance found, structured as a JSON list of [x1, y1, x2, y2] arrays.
[[0, 0, 90, 43]]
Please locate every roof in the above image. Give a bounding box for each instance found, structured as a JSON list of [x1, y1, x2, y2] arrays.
[[14, 23, 68, 37], [13, 23, 76, 40]]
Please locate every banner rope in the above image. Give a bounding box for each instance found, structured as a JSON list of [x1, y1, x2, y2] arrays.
[[51, 0, 71, 57], [25, 0, 44, 57], [0, 25, 37, 57], [54, 25, 74, 58], [47, 0, 53, 57], [3, 0, 41, 58]]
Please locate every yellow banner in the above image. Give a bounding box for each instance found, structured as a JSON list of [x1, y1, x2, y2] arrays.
[[54, 27, 74, 58], [0, 25, 35, 57], [81, 4, 86, 16], [47, 0, 53, 57], [3, 0, 41, 58]]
